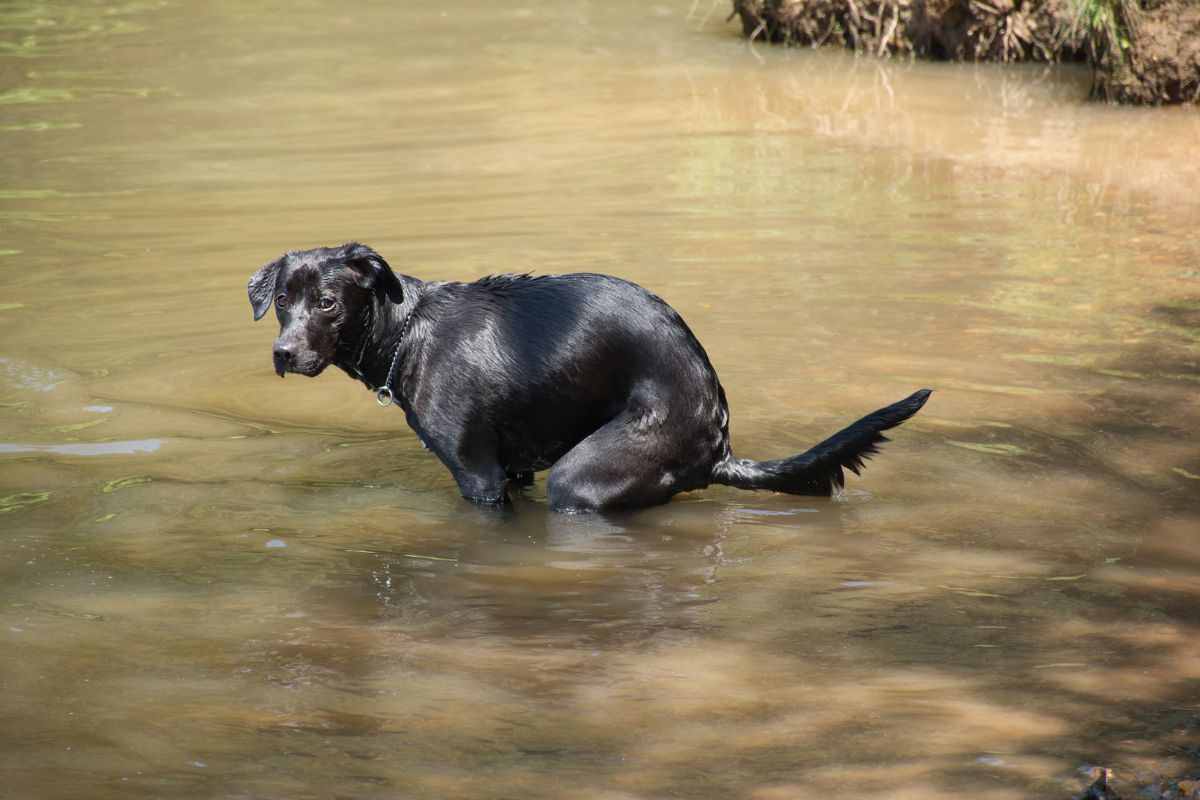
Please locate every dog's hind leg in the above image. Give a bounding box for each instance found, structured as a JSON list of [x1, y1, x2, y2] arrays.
[[546, 407, 696, 513]]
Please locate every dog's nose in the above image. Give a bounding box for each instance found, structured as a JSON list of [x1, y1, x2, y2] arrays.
[[273, 344, 295, 377]]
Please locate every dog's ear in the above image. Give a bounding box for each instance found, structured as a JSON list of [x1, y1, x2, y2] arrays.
[[248, 256, 286, 321], [343, 243, 404, 305]]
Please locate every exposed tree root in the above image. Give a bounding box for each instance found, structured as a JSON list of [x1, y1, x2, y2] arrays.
[[730, 0, 1200, 105]]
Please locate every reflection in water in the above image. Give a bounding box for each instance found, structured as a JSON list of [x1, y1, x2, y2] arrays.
[[1, 0, 1198, 798], [0, 439, 162, 456]]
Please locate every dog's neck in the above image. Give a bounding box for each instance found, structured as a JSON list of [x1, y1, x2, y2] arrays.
[[335, 276, 425, 397]]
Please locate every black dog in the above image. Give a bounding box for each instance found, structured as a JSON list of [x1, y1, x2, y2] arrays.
[[248, 243, 930, 512]]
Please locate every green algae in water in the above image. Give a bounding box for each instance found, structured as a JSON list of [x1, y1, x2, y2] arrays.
[[49, 417, 107, 433], [101, 475, 151, 493], [0, 491, 50, 514], [0, 189, 65, 200], [0, 87, 75, 105], [0, 36, 43, 57], [0, 121, 82, 132]]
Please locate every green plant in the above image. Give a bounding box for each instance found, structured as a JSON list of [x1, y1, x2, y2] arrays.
[[1070, 0, 1136, 57]]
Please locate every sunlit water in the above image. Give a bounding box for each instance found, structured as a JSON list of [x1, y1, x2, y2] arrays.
[[2, 2, 1198, 798]]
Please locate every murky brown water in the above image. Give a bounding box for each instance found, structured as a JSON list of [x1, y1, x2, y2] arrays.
[[2, 2, 1199, 798]]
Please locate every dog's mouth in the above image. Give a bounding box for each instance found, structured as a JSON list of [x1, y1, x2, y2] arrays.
[[273, 351, 328, 378]]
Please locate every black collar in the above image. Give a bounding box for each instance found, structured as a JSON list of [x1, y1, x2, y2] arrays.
[[346, 300, 415, 408]]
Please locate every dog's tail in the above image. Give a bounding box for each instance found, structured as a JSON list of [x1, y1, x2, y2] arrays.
[[710, 389, 932, 495]]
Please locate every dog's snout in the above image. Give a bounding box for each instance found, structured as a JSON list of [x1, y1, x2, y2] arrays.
[[273, 343, 295, 377]]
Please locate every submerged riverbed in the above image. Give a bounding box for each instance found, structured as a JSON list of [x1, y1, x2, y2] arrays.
[[1, 2, 1198, 798]]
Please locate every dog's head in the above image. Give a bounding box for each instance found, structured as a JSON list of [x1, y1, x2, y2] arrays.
[[247, 242, 404, 377]]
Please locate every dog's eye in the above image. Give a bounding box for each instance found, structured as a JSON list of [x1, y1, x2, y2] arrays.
[[317, 297, 337, 312], [275, 294, 286, 309]]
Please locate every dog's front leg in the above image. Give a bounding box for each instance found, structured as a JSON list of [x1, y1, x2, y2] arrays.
[[432, 438, 510, 507], [450, 465, 511, 507], [417, 414, 511, 507]]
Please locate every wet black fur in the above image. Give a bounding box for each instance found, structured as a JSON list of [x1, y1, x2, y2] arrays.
[[248, 242, 931, 512]]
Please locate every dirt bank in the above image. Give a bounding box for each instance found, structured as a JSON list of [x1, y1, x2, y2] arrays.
[[730, 0, 1200, 105]]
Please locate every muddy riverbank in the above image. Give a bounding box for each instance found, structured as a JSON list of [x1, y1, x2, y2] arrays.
[[730, 0, 1200, 104]]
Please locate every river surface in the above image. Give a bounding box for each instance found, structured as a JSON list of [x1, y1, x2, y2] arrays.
[[2, 2, 1199, 798]]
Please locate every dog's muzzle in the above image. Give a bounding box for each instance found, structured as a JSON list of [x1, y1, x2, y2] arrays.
[[273, 343, 295, 377]]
